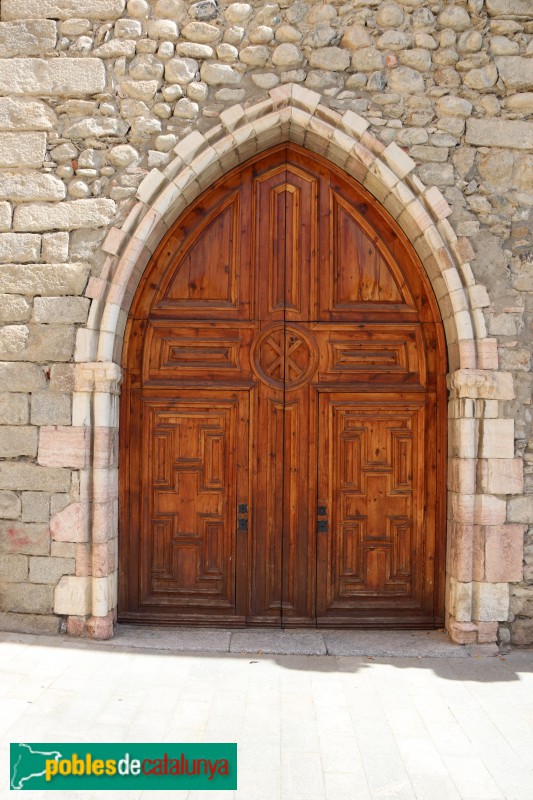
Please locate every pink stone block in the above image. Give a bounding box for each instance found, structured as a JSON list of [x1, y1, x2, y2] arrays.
[[457, 340, 477, 370], [448, 618, 478, 645], [106, 281, 126, 308], [452, 236, 476, 264], [75, 542, 92, 577], [50, 503, 89, 544], [479, 419, 515, 460], [85, 276, 107, 300], [484, 524, 525, 583], [92, 501, 117, 543], [424, 185, 452, 220], [479, 458, 524, 495], [474, 621, 498, 644], [38, 426, 91, 469], [2, 523, 49, 556], [93, 428, 119, 469], [87, 612, 114, 640], [66, 615, 88, 637], [476, 338, 498, 369], [473, 494, 507, 525], [92, 540, 116, 578], [472, 525, 485, 582], [433, 246, 455, 273], [102, 226, 127, 256], [92, 469, 118, 505], [450, 523, 474, 582], [448, 458, 476, 494], [449, 492, 475, 525]]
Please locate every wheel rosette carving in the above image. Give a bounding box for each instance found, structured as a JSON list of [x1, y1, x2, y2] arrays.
[[251, 323, 318, 390]]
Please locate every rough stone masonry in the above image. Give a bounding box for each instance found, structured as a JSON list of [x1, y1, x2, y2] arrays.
[[0, 0, 531, 646]]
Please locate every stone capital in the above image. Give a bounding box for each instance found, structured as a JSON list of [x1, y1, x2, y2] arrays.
[[75, 362, 122, 395], [447, 369, 514, 400]]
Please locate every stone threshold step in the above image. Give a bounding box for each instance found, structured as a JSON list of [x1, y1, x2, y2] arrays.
[[77, 625, 497, 658]]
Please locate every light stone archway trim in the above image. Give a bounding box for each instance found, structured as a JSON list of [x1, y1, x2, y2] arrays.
[[44, 84, 523, 644]]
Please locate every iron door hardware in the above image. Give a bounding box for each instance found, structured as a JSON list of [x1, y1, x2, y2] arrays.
[[238, 504, 248, 532]]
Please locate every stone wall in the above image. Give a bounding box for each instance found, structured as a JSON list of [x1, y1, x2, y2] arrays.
[[0, 0, 531, 645]]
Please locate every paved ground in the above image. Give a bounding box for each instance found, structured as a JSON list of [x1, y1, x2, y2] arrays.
[[1, 628, 533, 800]]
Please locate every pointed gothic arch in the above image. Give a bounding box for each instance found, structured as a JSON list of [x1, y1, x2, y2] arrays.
[[64, 84, 515, 644]]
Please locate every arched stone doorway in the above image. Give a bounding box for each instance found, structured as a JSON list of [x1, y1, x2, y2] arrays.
[[63, 85, 517, 645], [118, 143, 447, 628]]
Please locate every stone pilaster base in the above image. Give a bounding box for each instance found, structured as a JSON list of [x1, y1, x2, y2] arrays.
[[447, 616, 498, 645], [66, 609, 116, 640]]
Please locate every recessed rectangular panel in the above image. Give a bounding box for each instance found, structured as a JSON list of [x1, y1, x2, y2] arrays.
[[392, 434, 413, 492], [143, 322, 256, 384], [340, 434, 363, 490], [255, 168, 287, 322], [363, 547, 389, 592], [313, 324, 426, 387], [284, 166, 319, 322], [331, 341, 408, 371], [153, 431, 173, 487], [254, 163, 318, 321], [204, 434, 224, 488], [340, 522, 364, 579], [151, 519, 173, 575], [249, 390, 284, 622], [391, 520, 411, 579], [281, 389, 316, 626], [204, 522, 224, 576]]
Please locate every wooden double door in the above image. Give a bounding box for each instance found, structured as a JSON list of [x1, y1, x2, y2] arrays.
[[120, 145, 446, 628]]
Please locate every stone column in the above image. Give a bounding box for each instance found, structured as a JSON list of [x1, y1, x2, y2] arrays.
[[445, 368, 524, 645], [52, 361, 121, 639]]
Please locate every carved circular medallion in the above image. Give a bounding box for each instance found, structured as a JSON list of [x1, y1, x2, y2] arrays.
[[251, 323, 318, 391]]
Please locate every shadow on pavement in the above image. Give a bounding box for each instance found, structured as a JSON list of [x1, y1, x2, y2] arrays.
[[2, 627, 533, 683]]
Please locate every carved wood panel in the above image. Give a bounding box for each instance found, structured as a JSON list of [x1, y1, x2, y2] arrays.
[[143, 322, 256, 386], [316, 395, 438, 624], [130, 392, 249, 623], [313, 323, 426, 389], [255, 163, 318, 322]]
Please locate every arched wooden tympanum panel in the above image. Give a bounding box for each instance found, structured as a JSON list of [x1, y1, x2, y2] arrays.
[[119, 144, 447, 628]]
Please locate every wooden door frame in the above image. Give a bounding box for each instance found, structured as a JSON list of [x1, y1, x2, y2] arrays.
[[64, 85, 517, 644], [117, 143, 448, 629]]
